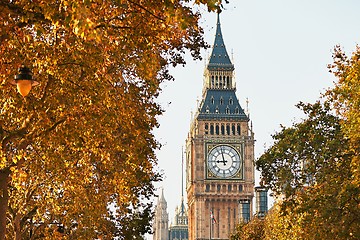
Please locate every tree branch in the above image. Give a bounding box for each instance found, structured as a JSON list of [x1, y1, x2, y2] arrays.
[[32, 118, 66, 139], [126, 0, 165, 21], [0, 1, 52, 28], [1, 114, 34, 151]]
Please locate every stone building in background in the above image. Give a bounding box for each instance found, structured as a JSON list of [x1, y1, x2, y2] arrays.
[[153, 189, 169, 240]]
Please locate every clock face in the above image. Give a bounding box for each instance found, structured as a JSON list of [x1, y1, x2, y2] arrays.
[[207, 145, 241, 178]]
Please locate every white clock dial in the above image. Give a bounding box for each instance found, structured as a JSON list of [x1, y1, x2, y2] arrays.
[[207, 145, 241, 178]]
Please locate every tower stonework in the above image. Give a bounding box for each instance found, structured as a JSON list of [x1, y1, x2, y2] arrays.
[[186, 14, 255, 240], [153, 189, 169, 240]]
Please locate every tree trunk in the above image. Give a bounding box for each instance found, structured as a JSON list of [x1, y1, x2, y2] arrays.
[[14, 213, 21, 240], [0, 169, 10, 239]]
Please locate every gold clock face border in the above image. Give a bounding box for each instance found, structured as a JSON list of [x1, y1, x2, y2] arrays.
[[205, 142, 244, 180]]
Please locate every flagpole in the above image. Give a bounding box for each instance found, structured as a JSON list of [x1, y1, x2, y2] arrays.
[[210, 209, 212, 240]]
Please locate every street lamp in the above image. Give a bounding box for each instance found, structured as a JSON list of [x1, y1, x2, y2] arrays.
[[11, 65, 39, 97]]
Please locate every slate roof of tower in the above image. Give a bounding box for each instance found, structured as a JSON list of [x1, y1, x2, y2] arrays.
[[208, 14, 234, 71], [197, 90, 248, 121]]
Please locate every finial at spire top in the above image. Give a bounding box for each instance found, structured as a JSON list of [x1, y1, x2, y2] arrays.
[[246, 97, 249, 115], [216, 4, 222, 15]]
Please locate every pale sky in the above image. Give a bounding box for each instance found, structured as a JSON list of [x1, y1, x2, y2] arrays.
[[152, 0, 360, 228]]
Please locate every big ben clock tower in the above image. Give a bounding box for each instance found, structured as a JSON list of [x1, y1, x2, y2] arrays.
[[186, 14, 255, 240]]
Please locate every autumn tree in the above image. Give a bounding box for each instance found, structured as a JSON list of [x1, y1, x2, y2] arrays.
[[230, 217, 265, 240], [262, 204, 299, 240], [256, 101, 359, 239], [0, 0, 226, 239], [231, 204, 305, 240], [232, 99, 359, 239], [254, 45, 360, 239], [328, 45, 360, 209]]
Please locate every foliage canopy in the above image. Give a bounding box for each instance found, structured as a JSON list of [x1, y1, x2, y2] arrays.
[[232, 45, 360, 240], [0, 0, 225, 239]]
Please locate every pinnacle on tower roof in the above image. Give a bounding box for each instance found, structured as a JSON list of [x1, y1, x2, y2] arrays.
[[207, 13, 234, 71], [159, 188, 166, 204]]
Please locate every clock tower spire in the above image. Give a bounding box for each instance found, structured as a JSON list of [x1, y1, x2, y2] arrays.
[[186, 13, 255, 240], [204, 13, 235, 91]]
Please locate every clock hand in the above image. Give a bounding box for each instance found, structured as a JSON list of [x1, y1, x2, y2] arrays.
[[221, 147, 227, 166]]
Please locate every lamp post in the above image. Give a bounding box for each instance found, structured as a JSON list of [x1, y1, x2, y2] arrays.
[[0, 65, 40, 239], [0, 168, 10, 239], [10, 65, 39, 97]]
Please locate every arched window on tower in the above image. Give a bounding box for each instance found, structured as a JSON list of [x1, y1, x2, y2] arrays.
[[210, 124, 214, 135], [235, 107, 239, 114], [237, 124, 241, 135], [226, 124, 230, 135], [205, 123, 209, 134], [220, 97, 223, 105], [221, 124, 225, 135], [215, 107, 219, 113], [211, 97, 215, 105], [227, 76, 230, 88], [211, 76, 214, 88], [219, 76, 222, 88], [215, 76, 218, 88], [215, 124, 219, 135], [229, 97, 233, 105], [225, 107, 230, 114], [232, 124, 236, 135]]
